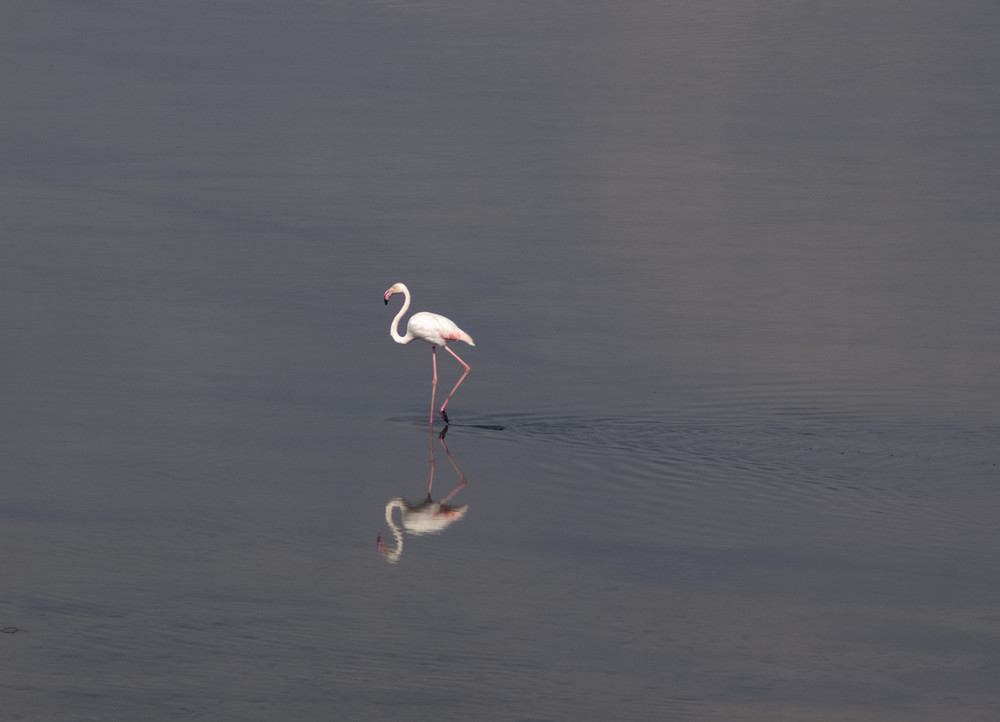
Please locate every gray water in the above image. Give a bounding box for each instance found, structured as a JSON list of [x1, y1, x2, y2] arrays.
[[3, 2, 1000, 720]]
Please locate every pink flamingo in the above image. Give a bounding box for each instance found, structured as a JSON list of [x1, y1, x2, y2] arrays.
[[384, 282, 475, 424], [377, 426, 469, 563]]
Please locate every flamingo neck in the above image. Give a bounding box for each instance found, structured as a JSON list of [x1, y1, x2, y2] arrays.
[[380, 499, 406, 563], [385, 498, 406, 525], [390, 287, 414, 345]]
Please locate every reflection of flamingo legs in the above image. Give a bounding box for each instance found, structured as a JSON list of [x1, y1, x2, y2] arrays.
[[377, 426, 469, 563], [435, 425, 467, 502]]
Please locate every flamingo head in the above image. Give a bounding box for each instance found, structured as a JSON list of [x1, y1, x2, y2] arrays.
[[384, 282, 406, 305], [377, 533, 401, 563]]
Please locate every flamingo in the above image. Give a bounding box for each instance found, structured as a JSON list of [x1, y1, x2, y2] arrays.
[[384, 282, 475, 424], [378, 426, 469, 563]]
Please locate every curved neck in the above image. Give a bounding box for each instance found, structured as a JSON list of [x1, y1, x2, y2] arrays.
[[389, 287, 413, 344], [385, 498, 406, 527], [380, 499, 406, 563]]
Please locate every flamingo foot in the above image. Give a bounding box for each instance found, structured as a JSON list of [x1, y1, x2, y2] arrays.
[[440, 408, 450, 424]]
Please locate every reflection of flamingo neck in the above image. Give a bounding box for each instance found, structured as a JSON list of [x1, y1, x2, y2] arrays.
[[380, 499, 406, 563]]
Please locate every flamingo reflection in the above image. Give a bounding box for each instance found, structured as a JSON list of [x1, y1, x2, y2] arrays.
[[377, 426, 468, 563]]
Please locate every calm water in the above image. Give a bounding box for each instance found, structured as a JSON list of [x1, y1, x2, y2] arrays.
[[3, 1, 1000, 720]]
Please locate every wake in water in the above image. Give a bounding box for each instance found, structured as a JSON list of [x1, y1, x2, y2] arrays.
[[389, 406, 998, 569]]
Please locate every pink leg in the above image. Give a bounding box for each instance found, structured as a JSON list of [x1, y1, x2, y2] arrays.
[[437, 427, 467, 501], [428, 426, 465, 501], [429, 346, 439, 426], [438, 345, 471, 424]]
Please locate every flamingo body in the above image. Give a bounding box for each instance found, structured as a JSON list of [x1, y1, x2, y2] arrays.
[[388, 496, 469, 535], [404, 311, 474, 347], [378, 487, 469, 564], [384, 282, 475, 424]]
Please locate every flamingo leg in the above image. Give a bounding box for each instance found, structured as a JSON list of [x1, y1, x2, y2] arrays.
[[429, 346, 439, 426], [427, 424, 437, 495], [438, 345, 471, 424], [437, 426, 468, 502]]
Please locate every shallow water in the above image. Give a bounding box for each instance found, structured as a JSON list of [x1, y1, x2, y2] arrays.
[[3, 1, 1000, 720]]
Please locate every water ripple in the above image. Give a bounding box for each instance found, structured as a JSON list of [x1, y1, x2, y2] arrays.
[[404, 407, 1000, 569]]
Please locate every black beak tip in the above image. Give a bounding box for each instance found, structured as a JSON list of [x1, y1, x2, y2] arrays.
[[384, 298, 389, 305]]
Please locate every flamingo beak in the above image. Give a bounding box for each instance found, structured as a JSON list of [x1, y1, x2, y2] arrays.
[[384, 289, 393, 305]]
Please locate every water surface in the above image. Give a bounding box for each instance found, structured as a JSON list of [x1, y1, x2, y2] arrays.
[[3, 1, 1000, 720]]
